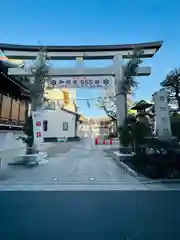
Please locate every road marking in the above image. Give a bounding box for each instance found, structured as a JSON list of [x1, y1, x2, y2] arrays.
[[89, 177, 95, 181], [52, 177, 60, 181]]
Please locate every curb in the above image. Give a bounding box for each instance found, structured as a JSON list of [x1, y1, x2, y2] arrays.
[[148, 179, 180, 184], [44, 137, 81, 143], [118, 161, 139, 178], [113, 152, 139, 178], [67, 138, 81, 142]]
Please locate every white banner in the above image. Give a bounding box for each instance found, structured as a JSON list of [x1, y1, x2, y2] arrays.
[[32, 111, 44, 146], [48, 76, 112, 89]]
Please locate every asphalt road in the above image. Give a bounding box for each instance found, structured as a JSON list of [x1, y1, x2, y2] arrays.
[[0, 191, 179, 240]]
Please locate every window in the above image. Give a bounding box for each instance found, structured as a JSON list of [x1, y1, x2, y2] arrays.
[[63, 122, 68, 131], [160, 107, 165, 111], [44, 101, 55, 110], [160, 96, 165, 101], [43, 120, 48, 131]]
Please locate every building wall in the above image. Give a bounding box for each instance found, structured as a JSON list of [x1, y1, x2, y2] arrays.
[[43, 109, 76, 139], [11, 99, 19, 120], [0, 94, 28, 151], [44, 88, 76, 112], [78, 122, 89, 137], [0, 93, 27, 124]]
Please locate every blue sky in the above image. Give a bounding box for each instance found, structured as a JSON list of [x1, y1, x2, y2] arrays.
[[1, 0, 180, 117]]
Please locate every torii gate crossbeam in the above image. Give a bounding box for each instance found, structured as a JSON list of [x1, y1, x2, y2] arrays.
[[0, 41, 162, 60], [8, 66, 151, 77]]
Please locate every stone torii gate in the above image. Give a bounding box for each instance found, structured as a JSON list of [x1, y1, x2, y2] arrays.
[[1, 41, 162, 152]]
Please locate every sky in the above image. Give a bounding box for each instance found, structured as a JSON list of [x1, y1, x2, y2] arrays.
[[1, 0, 180, 117]]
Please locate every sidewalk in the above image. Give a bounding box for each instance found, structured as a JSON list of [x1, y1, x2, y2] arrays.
[[0, 141, 79, 168], [0, 139, 139, 185], [0, 147, 26, 168], [1, 139, 180, 190]]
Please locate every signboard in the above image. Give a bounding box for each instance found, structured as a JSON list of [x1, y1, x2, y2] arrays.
[[48, 76, 111, 89], [32, 111, 44, 146]]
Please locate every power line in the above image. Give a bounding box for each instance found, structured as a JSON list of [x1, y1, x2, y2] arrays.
[[45, 96, 109, 101]]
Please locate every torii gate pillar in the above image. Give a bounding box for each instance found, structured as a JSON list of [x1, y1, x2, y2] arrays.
[[113, 54, 126, 145]]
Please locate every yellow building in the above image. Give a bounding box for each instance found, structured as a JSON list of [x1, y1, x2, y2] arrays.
[[79, 115, 88, 122], [44, 87, 77, 112]]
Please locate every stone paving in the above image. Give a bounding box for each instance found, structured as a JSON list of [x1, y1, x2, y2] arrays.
[[0, 138, 179, 190], [0, 138, 139, 186]]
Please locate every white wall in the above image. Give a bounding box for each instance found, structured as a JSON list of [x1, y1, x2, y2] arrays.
[[0, 131, 25, 151], [43, 109, 76, 138], [77, 123, 90, 137]]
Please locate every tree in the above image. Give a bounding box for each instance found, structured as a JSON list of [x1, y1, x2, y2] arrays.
[[96, 95, 136, 122], [96, 96, 117, 122], [161, 68, 180, 110]]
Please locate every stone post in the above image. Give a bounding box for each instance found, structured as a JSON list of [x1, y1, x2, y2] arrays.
[[153, 90, 172, 140]]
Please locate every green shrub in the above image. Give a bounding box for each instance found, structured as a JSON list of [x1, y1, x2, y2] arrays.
[[118, 124, 132, 146], [118, 115, 152, 150], [170, 114, 180, 141]]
